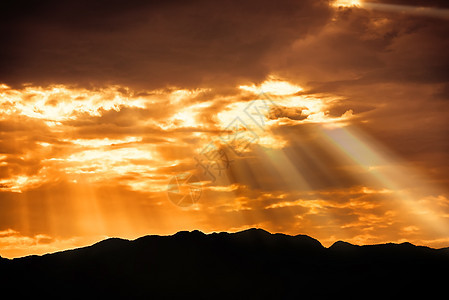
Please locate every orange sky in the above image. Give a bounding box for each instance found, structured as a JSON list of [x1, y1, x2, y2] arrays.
[[1, 0, 449, 258]]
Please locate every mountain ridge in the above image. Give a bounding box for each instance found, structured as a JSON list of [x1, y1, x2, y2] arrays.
[[1, 228, 448, 298], [4, 228, 449, 261]]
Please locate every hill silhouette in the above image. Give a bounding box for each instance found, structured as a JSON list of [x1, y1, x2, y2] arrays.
[[1, 228, 448, 298]]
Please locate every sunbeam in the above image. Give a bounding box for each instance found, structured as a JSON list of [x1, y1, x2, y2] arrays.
[[334, 0, 449, 19]]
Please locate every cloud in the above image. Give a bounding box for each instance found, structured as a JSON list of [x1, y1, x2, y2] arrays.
[[0, 0, 332, 90], [274, 3, 449, 88], [0, 0, 449, 257], [0, 228, 106, 258]]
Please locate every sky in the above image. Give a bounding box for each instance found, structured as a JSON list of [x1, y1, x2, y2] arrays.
[[1, 0, 449, 258]]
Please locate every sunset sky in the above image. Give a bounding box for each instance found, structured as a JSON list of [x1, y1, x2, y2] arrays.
[[1, 0, 449, 258]]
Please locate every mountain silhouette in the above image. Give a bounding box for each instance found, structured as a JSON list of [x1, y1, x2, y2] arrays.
[[1, 228, 448, 298]]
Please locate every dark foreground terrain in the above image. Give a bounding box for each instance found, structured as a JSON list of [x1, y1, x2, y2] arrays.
[[1, 228, 448, 298]]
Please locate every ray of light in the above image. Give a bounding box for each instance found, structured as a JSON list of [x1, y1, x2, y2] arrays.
[[239, 77, 303, 96], [332, 0, 362, 8], [1, 80, 448, 256], [361, 2, 449, 20], [334, 0, 449, 20], [321, 125, 449, 236]]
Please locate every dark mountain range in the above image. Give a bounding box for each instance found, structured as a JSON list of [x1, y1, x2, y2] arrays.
[[1, 228, 448, 298]]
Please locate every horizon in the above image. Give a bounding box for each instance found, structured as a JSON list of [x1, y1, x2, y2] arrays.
[[1, 0, 449, 258], [4, 227, 448, 260]]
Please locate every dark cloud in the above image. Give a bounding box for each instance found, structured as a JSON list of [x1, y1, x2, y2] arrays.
[[269, 106, 308, 121], [0, 0, 332, 89], [275, 4, 449, 88]]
